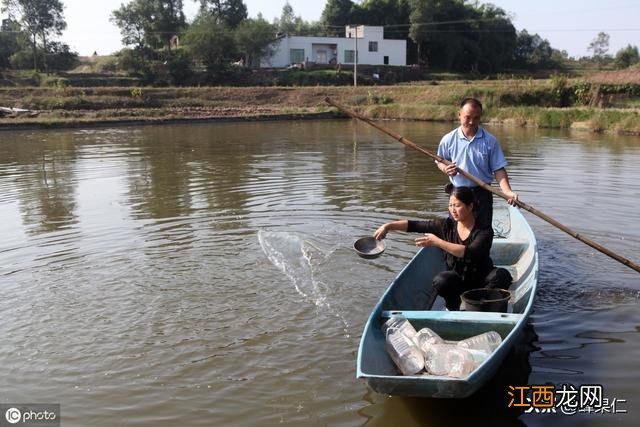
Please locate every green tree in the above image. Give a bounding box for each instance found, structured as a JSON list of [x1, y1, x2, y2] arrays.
[[588, 31, 610, 62], [1, 0, 66, 71], [408, 0, 427, 66], [295, 20, 325, 36], [409, 0, 473, 70], [34, 0, 65, 73], [182, 12, 235, 80], [111, 2, 148, 49], [165, 48, 193, 84], [360, 0, 410, 27], [197, 0, 247, 28], [473, 4, 517, 72], [613, 44, 639, 69], [549, 48, 569, 68], [7, 39, 77, 72], [235, 16, 276, 67], [43, 40, 78, 71], [408, 0, 526, 72], [274, 2, 321, 36], [360, 0, 411, 42], [111, 0, 185, 54], [321, 0, 356, 35], [116, 46, 155, 79], [514, 30, 559, 69], [277, 1, 297, 34], [0, 18, 23, 70]]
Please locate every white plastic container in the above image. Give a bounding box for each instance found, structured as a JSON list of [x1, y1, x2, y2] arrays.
[[444, 347, 476, 378], [415, 327, 444, 355], [456, 331, 502, 354], [385, 328, 425, 375], [382, 315, 418, 344], [424, 344, 476, 378]]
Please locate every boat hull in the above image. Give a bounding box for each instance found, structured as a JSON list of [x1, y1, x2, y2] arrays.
[[356, 206, 539, 398]]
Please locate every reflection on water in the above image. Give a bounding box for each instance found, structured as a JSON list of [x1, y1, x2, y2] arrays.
[[0, 121, 638, 426]]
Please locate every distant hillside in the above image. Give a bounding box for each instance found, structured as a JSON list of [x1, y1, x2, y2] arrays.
[[588, 65, 640, 85], [68, 55, 118, 74]]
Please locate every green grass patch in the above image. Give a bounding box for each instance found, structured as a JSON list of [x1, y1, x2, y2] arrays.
[[2, 82, 639, 134], [274, 69, 354, 86], [613, 113, 640, 133]]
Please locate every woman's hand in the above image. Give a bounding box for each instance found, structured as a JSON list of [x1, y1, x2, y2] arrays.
[[374, 224, 389, 240], [414, 233, 441, 248]]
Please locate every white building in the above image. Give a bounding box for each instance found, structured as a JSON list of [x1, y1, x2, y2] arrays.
[[260, 25, 407, 68]]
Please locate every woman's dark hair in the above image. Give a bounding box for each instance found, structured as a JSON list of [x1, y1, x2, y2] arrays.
[[459, 97, 483, 112], [445, 183, 475, 207]]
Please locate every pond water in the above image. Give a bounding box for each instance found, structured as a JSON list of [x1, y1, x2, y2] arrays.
[[0, 119, 638, 426]]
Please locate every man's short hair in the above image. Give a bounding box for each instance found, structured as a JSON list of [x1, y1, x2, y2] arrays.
[[460, 97, 483, 112]]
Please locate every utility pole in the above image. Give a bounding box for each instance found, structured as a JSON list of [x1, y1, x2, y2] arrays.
[[348, 25, 359, 87], [354, 25, 358, 87]]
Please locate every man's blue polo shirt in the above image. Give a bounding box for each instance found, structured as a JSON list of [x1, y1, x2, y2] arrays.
[[437, 126, 508, 187]]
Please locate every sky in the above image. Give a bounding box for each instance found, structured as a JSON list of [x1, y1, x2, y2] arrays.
[[1, 0, 639, 59]]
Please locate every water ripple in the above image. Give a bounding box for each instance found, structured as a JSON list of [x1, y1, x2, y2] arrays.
[[0, 122, 638, 426]]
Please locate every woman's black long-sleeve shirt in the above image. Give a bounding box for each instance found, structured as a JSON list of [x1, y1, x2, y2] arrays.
[[407, 217, 494, 285]]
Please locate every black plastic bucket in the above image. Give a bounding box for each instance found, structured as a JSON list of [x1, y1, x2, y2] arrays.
[[461, 288, 511, 313]]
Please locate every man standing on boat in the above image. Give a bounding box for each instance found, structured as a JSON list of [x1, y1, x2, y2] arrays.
[[436, 98, 518, 229]]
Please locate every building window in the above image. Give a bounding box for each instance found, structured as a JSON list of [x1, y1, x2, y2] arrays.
[[384, 56, 389, 65], [290, 49, 305, 64], [344, 50, 357, 63], [369, 41, 378, 52]]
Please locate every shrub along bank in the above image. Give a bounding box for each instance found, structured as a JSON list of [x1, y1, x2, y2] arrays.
[[0, 79, 638, 134]]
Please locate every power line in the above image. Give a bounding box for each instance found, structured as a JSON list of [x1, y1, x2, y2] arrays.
[[505, 1, 640, 19], [319, 21, 640, 33]]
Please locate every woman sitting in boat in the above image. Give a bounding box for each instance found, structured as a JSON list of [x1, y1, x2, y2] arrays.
[[373, 184, 512, 311]]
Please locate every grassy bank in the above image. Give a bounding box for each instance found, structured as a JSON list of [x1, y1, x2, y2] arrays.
[[362, 104, 640, 134], [1, 78, 639, 133]]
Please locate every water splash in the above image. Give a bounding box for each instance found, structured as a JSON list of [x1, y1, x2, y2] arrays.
[[257, 230, 349, 333]]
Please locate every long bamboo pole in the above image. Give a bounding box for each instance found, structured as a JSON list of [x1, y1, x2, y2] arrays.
[[325, 97, 640, 274]]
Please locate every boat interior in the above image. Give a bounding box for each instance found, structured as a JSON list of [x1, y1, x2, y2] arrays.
[[359, 206, 539, 378]]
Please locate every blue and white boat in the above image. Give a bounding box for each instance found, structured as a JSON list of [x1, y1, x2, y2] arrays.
[[356, 205, 539, 398]]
